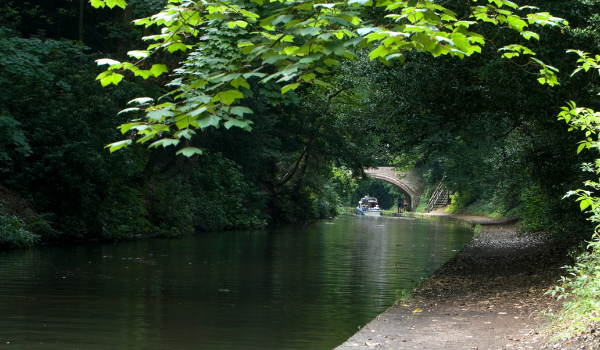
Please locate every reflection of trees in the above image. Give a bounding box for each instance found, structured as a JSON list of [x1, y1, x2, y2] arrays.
[[0, 219, 471, 349]]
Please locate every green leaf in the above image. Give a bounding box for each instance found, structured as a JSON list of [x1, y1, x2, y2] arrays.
[[147, 108, 175, 121], [176, 147, 203, 157], [117, 107, 140, 115], [128, 97, 154, 105], [368, 45, 390, 60], [299, 53, 324, 64], [213, 90, 244, 105], [348, 0, 371, 5], [197, 114, 221, 128], [451, 33, 471, 54], [174, 129, 197, 140], [231, 77, 251, 89], [323, 59, 340, 66], [167, 43, 188, 53], [135, 70, 153, 79], [188, 106, 207, 117], [227, 21, 248, 29], [90, 0, 106, 8], [282, 83, 300, 94], [323, 41, 346, 56], [111, 73, 124, 85], [314, 3, 336, 9], [105, 139, 132, 153], [105, 0, 127, 9], [100, 76, 113, 87], [230, 107, 254, 117], [119, 123, 144, 134], [314, 80, 333, 87], [128, 51, 149, 59], [96, 58, 121, 66], [149, 139, 181, 148], [299, 27, 320, 36], [149, 64, 169, 77], [302, 73, 316, 82], [506, 15, 527, 31], [520, 31, 539, 40], [581, 199, 591, 210], [357, 27, 382, 36], [272, 15, 294, 25], [224, 118, 253, 130]]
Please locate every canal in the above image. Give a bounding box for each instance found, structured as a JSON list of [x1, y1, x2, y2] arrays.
[[0, 215, 472, 350]]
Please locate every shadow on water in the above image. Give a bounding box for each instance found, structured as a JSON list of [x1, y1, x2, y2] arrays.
[[0, 215, 472, 350]]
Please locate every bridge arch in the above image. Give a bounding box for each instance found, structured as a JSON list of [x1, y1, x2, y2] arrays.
[[367, 173, 414, 210], [362, 167, 426, 211]]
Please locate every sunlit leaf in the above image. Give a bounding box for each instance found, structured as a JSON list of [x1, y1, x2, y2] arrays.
[[282, 83, 300, 94], [149, 64, 169, 77], [105, 139, 132, 153], [96, 58, 121, 66], [128, 97, 154, 105]]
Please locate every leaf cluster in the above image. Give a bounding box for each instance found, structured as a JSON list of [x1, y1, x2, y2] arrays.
[[90, 0, 567, 156]]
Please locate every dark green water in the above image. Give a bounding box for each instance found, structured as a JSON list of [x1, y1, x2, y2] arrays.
[[0, 216, 472, 350]]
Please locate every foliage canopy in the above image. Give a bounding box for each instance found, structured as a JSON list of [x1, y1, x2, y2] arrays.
[[90, 0, 567, 156]]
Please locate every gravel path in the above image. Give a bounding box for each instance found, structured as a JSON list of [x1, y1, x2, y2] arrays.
[[334, 212, 572, 350]]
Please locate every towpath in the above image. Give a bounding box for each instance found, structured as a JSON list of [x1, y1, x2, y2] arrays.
[[334, 209, 571, 350]]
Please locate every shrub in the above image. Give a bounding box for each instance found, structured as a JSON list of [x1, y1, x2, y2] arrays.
[[548, 236, 600, 338], [517, 185, 552, 233], [0, 205, 39, 248], [445, 191, 474, 214]]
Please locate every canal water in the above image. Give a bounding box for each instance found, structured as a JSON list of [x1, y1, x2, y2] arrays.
[[0, 215, 472, 350]]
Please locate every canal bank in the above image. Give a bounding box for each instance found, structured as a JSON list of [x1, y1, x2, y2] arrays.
[[334, 210, 572, 350]]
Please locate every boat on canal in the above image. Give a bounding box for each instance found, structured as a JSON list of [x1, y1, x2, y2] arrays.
[[356, 196, 382, 216]]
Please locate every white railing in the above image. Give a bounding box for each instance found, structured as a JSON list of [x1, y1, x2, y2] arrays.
[[427, 177, 448, 212]]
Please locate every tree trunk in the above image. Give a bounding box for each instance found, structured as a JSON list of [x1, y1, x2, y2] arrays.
[[293, 152, 310, 193]]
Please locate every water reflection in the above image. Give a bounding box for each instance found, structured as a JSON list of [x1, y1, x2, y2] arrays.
[[0, 216, 472, 349]]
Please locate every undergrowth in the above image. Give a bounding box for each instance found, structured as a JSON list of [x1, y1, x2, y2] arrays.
[[547, 235, 600, 339], [445, 193, 509, 219], [0, 204, 40, 248], [393, 289, 412, 305], [546, 61, 600, 343], [473, 223, 484, 238]]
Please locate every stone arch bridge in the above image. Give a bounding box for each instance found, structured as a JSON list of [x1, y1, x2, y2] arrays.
[[362, 166, 427, 211]]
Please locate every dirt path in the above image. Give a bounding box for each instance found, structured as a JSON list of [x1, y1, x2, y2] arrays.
[[334, 211, 572, 350]]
